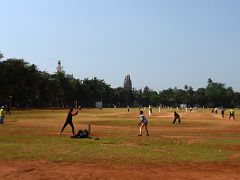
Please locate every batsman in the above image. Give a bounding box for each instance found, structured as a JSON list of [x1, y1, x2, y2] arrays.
[[60, 108, 78, 135]]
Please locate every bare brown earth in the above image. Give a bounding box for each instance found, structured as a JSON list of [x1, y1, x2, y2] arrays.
[[1, 109, 240, 179], [1, 160, 240, 180]]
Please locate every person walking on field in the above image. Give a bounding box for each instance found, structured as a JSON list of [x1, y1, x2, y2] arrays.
[[221, 107, 225, 118], [173, 111, 181, 124], [60, 108, 78, 135], [148, 105, 152, 116], [229, 108, 235, 120], [138, 110, 149, 136]]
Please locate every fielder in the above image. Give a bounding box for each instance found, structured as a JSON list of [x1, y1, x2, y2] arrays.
[[138, 110, 149, 136], [0, 106, 4, 124], [173, 111, 181, 124], [148, 105, 152, 116], [229, 109, 235, 120]]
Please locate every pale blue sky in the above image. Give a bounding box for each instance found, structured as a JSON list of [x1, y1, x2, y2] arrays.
[[1, 0, 240, 91]]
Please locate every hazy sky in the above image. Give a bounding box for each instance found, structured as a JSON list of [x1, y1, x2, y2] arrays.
[[1, 0, 240, 91]]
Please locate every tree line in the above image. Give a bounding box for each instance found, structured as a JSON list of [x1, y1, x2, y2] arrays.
[[0, 56, 239, 108]]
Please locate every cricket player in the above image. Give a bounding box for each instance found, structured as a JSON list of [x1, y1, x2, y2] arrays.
[[229, 109, 235, 120], [138, 110, 149, 136], [0, 106, 4, 124], [148, 105, 152, 116], [60, 108, 78, 135], [221, 107, 225, 118], [173, 111, 181, 124]]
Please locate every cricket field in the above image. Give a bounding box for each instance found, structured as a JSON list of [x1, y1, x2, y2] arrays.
[[0, 108, 240, 179]]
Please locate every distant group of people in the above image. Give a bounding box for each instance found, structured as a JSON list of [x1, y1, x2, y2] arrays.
[[212, 107, 235, 120]]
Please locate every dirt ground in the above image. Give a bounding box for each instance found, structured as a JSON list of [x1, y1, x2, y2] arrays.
[[1, 160, 240, 180]]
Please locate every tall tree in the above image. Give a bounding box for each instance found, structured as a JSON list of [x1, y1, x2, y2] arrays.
[[205, 81, 226, 107], [195, 88, 206, 107]]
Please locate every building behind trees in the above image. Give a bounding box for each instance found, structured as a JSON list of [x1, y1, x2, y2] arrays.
[[123, 74, 132, 91]]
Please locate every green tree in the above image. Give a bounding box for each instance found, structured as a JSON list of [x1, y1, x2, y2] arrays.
[[205, 81, 226, 107], [79, 77, 113, 107], [112, 87, 128, 107], [175, 89, 187, 106], [195, 88, 206, 107], [159, 88, 176, 107]]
